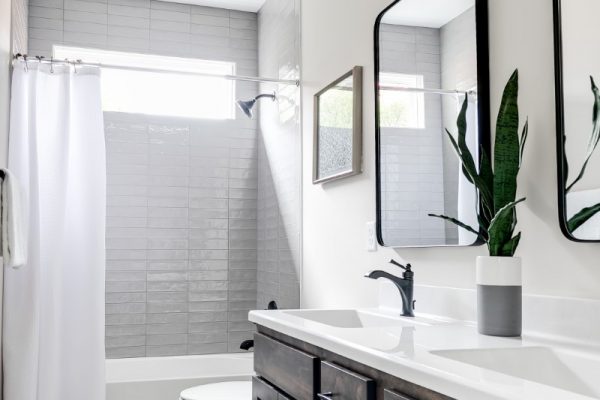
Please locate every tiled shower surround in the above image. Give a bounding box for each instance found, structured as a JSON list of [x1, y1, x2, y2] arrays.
[[28, 0, 301, 358], [256, 0, 301, 310], [105, 114, 259, 357]]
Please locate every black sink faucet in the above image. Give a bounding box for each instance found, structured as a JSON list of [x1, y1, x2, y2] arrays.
[[365, 259, 415, 317]]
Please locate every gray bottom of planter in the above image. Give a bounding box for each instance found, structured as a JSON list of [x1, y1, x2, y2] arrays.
[[477, 285, 522, 337]]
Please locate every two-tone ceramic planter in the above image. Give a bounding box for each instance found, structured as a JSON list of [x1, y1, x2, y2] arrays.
[[476, 256, 522, 337]]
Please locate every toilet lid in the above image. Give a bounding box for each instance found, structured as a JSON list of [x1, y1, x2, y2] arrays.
[[180, 381, 251, 400]]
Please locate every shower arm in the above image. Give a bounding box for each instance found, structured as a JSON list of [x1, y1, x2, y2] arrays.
[[254, 93, 277, 101]]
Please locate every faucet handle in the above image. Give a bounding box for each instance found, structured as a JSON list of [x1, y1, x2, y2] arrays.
[[390, 259, 414, 280]]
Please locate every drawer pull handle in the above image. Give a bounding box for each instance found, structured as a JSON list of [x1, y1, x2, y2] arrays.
[[317, 392, 335, 400]]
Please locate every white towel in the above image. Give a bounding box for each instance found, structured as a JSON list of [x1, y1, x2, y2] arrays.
[[2, 169, 27, 268]]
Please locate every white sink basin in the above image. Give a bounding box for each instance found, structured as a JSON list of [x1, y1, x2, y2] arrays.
[[431, 347, 600, 398], [283, 309, 428, 328]]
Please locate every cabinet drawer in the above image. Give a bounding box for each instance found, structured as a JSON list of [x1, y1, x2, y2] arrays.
[[253, 377, 279, 400], [254, 333, 319, 400], [384, 389, 415, 400], [319, 361, 375, 400]]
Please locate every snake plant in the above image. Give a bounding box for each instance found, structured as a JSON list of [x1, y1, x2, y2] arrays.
[[564, 77, 600, 233], [429, 69, 528, 256]]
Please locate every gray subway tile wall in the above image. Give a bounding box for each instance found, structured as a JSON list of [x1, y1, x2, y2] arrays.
[[256, 0, 301, 310], [28, 0, 258, 78], [105, 113, 258, 357], [26, 0, 302, 358], [104, 114, 259, 358]]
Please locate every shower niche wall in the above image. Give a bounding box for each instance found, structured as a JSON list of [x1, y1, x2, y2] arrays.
[[28, 0, 301, 358]]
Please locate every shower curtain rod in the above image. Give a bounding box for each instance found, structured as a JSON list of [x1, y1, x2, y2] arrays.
[[379, 85, 477, 96], [12, 54, 300, 86]]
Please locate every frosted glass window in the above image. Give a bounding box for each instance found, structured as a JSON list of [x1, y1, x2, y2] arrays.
[[54, 46, 236, 119], [379, 72, 425, 129]]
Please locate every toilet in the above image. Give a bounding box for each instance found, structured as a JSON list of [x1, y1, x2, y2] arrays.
[[179, 381, 252, 400]]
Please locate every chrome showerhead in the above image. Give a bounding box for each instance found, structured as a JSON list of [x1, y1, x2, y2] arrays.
[[236, 92, 276, 119], [236, 99, 257, 118]]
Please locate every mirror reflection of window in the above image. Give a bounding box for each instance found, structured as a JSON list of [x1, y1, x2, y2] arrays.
[[379, 73, 425, 129]]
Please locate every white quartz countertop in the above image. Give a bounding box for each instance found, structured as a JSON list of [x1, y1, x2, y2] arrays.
[[248, 308, 600, 400]]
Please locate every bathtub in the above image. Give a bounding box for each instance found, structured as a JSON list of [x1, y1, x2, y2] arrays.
[[106, 353, 254, 400]]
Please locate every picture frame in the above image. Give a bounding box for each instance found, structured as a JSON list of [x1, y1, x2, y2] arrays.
[[313, 66, 363, 184]]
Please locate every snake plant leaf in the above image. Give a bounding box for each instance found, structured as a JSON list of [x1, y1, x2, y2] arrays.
[[567, 76, 600, 193], [455, 94, 494, 214], [441, 96, 495, 231], [427, 213, 481, 237], [477, 214, 490, 241], [519, 119, 529, 167], [493, 70, 521, 213], [444, 126, 494, 211], [456, 94, 478, 184], [431, 70, 526, 256], [444, 128, 473, 184], [567, 202, 600, 233], [488, 197, 526, 234], [478, 145, 494, 222], [500, 231, 522, 257], [487, 197, 526, 256]]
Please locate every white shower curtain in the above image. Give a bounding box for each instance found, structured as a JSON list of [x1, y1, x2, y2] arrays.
[[3, 61, 106, 400]]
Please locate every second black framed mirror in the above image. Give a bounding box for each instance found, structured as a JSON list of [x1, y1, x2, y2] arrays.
[[554, 0, 600, 242], [374, 0, 491, 248]]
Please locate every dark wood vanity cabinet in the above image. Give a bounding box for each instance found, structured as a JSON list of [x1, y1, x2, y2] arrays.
[[252, 376, 293, 400], [253, 327, 454, 400], [384, 389, 417, 400], [254, 333, 319, 399], [320, 361, 376, 399], [252, 376, 280, 400]]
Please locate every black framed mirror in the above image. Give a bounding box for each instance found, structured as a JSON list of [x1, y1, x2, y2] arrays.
[[554, 0, 600, 242], [374, 0, 490, 248]]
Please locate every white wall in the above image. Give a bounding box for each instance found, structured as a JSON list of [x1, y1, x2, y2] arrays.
[[301, 0, 600, 310]]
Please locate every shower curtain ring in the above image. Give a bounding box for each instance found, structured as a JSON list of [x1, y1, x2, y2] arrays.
[[23, 55, 28, 72], [50, 57, 54, 74]]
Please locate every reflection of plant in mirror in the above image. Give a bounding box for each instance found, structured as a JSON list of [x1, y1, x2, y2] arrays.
[[564, 77, 600, 233], [428, 70, 528, 256], [319, 86, 353, 129]]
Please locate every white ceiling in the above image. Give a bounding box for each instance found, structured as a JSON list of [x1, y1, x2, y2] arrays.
[[162, 0, 266, 12], [382, 0, 474, 28]]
